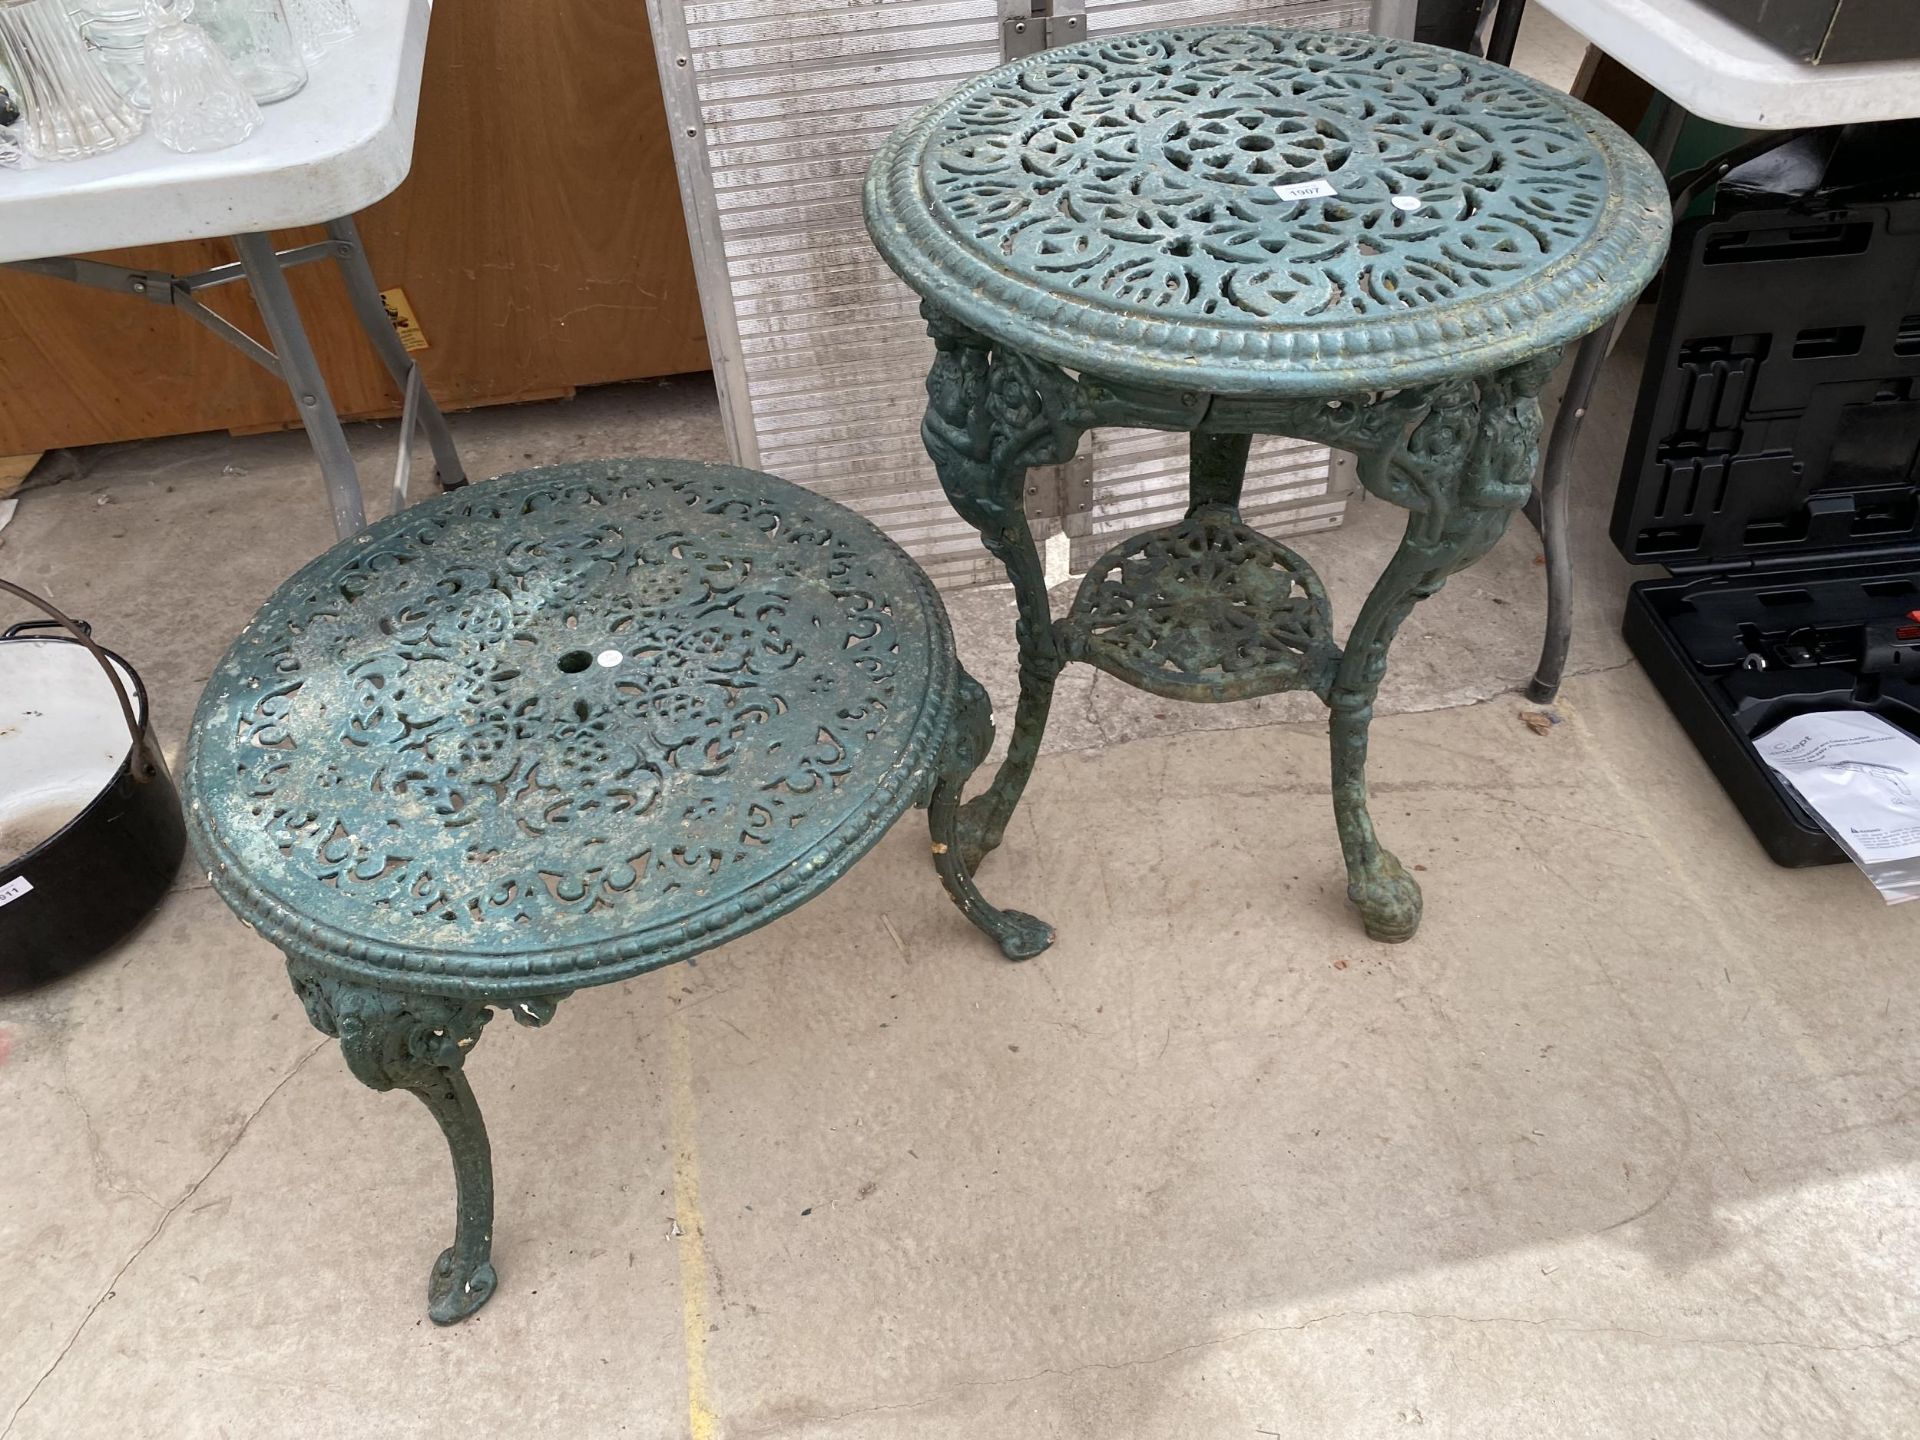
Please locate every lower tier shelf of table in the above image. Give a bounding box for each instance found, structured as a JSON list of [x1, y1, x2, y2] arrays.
[[1055, 504, 1342, 704]]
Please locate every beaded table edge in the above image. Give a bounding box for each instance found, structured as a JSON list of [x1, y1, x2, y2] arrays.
[[863, 25, 1672, 397], [182, 461, 964, 996]]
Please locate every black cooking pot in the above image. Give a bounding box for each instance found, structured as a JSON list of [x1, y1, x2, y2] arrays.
[[0, 581, 185, 994]]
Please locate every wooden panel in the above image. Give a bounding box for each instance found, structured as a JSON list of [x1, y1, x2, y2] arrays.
[[0, 0, 709, 454]]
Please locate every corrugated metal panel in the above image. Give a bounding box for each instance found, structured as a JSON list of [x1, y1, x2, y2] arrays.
[[653, 0, 1371, 589]]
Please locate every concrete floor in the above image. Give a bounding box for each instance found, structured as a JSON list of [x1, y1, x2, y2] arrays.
[[4, 336, 1917, 1440], [3, 17, 1918, 1435]]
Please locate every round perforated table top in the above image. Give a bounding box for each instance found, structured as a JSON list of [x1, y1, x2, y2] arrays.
[[865, 25, 1670, 397], [184, 461, 953, 996]]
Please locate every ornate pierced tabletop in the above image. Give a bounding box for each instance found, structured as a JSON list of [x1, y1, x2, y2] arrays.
[[865, 25, 1668, 940], [185, 459, 1045, 1323]]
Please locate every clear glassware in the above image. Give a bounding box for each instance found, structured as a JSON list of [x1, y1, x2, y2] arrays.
[[142, 0, 259, 151], [0, 78, 20, 164], [75, 4, 152, 111], [193, 0, 302, 103], [0, 0, 144, 160], [281, 0, 350, 64]]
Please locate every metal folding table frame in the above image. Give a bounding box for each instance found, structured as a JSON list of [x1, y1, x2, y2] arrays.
[[0, 0, 459, 540], [1514, 0, 1920, 700], [8, 218, 463, 538]]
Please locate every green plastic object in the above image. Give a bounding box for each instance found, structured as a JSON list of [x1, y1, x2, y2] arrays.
[[865, 25, 1670, 942], [184, 459, 1047, 1323]]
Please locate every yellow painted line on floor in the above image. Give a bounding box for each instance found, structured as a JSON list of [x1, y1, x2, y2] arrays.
[[669, 1005, 721, 1440]]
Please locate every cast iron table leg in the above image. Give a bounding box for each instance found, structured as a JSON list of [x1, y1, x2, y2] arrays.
[[1189, 430, 1252, 513], [1335, 360, 1555, 939], [917, 302, 1090, 871], [286, 958, 563, 1324], [928, 664, 1055, 959]]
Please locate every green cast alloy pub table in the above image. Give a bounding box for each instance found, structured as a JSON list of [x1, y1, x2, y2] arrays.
[[183, 460, 1048, 1323], [865, 24, 1669, 942]]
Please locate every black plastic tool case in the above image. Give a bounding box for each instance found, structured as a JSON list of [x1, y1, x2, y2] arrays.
[[1695, 1, 1920, 66], [1615, 127, 1920, 866]]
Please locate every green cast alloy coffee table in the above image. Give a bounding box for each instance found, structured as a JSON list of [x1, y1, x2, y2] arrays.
[[865, 24, 1669, 941], [183, 460, 1047, 1324]]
